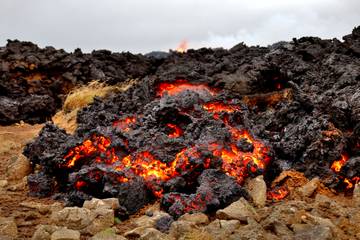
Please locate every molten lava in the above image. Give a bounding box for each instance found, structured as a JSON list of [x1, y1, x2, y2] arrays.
[[167, 123, 183, 138], [157, 80, 217, 97], [330, 153, 359, 190], [63, 80, 271, 198], [63, 135, 113, 168], [331, 154, 348, 173], [175, 40, 188, 53]]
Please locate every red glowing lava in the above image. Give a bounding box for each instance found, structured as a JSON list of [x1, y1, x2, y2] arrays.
[[330, 153, 359, 189], [167, 123, 183, 138], [331, 154, 348, 173], [63, 81, 271, 197], [157, 80, 218, 97], [63, 135, 113, 168]]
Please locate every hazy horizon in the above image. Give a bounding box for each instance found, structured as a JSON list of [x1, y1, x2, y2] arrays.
[[1, 0, 359, 54]]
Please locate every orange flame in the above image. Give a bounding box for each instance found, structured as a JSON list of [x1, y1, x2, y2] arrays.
[[176, 40, 188, 53], [157, 80, 218, 97]]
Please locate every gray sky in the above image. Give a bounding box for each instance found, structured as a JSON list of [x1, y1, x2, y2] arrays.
[[1, 0, 359, 53]]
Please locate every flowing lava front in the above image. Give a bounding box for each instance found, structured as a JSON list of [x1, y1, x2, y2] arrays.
[[63, 80, 271, 198]]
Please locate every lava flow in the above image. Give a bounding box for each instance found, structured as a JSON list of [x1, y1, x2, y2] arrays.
[[57, 80, 272, 216], [330, 153, 359, 189]]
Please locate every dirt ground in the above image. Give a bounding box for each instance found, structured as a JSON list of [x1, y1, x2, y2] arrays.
[[0, 123, 58, 239]]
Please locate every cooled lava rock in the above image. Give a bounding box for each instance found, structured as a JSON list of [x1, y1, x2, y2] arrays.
[[21, 26, 360, 217]]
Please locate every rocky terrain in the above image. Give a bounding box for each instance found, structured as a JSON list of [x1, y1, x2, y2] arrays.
[[0, 26, 360, 239], [1, 126, 360, 239]]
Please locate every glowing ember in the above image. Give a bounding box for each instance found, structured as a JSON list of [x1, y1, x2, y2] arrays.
[[175, 40, 188, 53], [267, 186, 289, 201], [331, 154, 349, 173], [167, 123, 183, 138], [63, 135, 112, 168], [157, 80, 217, 97], [330, 154, 360, 190], [113, 116, 136, 132], [75, 180, 87, 190]]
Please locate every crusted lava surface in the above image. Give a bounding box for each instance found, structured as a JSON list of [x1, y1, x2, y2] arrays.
[[22, 26, 360, 217]]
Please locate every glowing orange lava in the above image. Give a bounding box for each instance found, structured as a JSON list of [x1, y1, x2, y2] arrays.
[[167, 123, 183, 138], [157, 80, 218, 97], [331, 154, 349, 173], [63, 135, 112, 168], [330, 153, 360, 190], [64, 82, 271, 198], [175, 40, 188, 53], [203, 101, 271, 184]]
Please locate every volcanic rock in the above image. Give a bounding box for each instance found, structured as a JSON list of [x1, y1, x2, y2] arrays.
[[154, 215, 174, 233], [162, 170, 246, 218]]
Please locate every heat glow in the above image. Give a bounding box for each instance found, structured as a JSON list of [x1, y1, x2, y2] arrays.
[[63, 80, 271, 197]]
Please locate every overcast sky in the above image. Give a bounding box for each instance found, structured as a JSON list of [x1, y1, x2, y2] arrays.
[[1, 0, 359, 53]]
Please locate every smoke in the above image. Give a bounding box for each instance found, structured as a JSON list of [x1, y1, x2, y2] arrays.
[[0, 0, 359, 53]]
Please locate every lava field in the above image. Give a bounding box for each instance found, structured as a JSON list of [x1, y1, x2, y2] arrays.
[[2, 26, 359, 218]]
